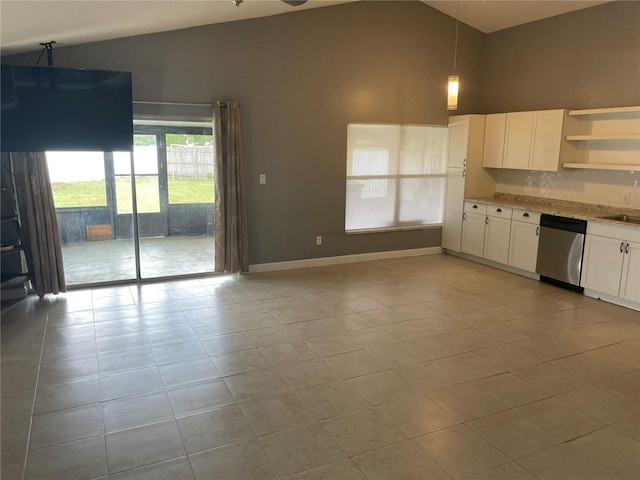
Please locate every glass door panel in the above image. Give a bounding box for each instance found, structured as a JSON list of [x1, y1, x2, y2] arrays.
[[46, 151, 136, 286], [138, 131, 215, 279]]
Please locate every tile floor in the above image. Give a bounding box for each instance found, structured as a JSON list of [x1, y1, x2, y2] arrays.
[[1, 253, 639, 480]]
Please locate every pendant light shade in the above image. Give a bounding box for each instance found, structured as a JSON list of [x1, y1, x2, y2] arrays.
[[447, 75, 459, 111]]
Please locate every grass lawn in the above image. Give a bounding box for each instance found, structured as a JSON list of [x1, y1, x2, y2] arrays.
[[51, 176, 214, 212]]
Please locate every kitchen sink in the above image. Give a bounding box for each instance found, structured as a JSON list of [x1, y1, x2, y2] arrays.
[[597, 214, 640, 224]]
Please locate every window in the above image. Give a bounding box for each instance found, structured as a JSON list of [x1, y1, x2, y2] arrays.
[[46, 152, 107, 208], [165, 133, 215, 204], [345, 123, 448, 232]]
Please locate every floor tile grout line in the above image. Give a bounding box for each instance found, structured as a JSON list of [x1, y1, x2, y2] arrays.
[[20, 311, 51, 480]]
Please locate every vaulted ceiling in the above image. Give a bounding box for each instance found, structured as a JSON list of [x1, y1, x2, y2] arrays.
[[0, 0, 611, 56]]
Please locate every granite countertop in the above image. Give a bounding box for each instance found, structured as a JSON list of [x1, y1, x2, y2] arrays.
[[464, 193, 640, 227]]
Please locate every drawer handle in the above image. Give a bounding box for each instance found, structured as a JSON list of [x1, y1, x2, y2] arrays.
[[463, 213, 466, 220], [626, 243, 630, 254], [485, 217, 489, 224], [620, 242, 625, 253], [462, 169, 466, 178], [523, 212, 530, 217], [496, 208, 502, 213], [536, 226, 539, 236], [463, 158, 467, 166], [473, 204, 478, 209]]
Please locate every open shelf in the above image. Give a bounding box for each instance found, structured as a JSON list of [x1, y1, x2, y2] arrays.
[[566, 134, 640, 141], [562, 163, 639, 171], [569, 106, 640, 116]]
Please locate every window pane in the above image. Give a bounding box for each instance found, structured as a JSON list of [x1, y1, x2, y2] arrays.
[[347, 124, 400, 176], [399, 126, 448, 174], [398, 177, 445, 225], [166, 134, 214, 204], [46, 152, 106, 208], [115, 137, 158, 175], [345, 179, 396, 231], [115, 176, 160, 214]]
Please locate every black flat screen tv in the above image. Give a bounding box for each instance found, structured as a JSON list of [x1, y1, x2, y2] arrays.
[[1, 64, 133, 152]]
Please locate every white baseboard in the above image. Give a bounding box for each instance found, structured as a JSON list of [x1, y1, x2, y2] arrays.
[[444, 250, 540, 280], [249, 247, 443, 273], [583, 289, 640, 312]]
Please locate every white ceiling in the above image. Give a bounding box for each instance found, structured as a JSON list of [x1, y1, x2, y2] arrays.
[[0, 0, 612, 56]]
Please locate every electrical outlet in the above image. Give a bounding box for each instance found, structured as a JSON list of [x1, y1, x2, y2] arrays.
[[259, 174, 266, 185], [624, 192, 631, 204], [315, 236, 322, 246]]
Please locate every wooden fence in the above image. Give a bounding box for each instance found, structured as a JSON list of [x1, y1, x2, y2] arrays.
[[167, 145, 214, 178]]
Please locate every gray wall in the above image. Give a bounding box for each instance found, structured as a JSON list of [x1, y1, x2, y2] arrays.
[[3, 1, 486, 265], [482, 0, 640, 113], [5, 0, 638, 265]]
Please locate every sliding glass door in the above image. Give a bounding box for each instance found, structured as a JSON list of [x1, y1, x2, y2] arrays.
[[134, 126, 215, 279], [46, 124, 215, 287]]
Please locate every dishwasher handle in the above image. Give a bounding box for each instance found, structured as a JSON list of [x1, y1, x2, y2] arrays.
[[540, 214, 587, 234]]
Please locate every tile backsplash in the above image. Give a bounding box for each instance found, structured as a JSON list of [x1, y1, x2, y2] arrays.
[[491, 169, 640, 209]]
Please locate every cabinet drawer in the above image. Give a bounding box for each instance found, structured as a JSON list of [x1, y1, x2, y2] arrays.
[[512, 209, 541, 225], [588, 221, 640, 243], [487, 206, 512, 219], [464, 202, 487, 214]]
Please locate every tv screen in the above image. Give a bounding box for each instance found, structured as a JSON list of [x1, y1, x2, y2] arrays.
[[1, 65, 133, 152]]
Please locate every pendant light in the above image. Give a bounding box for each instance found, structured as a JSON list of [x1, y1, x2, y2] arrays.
[[447, 1, 460, 111]]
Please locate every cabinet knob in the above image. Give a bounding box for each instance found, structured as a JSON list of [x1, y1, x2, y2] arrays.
[[523, 212, 530, 217], [472, 204, 478, 209], [496, 208, 502, 213]]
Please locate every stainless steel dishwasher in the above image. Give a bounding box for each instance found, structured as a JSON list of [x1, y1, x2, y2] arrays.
[[536, 214, 588, 292]]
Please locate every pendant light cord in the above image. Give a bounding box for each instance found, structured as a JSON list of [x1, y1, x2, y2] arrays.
[[453, 0, 460, 73]]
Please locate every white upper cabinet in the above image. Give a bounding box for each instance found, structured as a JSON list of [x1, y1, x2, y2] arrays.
[[531, 110, 566, 171], [482, 113, 506, 168], [487, 109, 574, 172], [447, 117, 471, 168], [503, 111, 534, 170]]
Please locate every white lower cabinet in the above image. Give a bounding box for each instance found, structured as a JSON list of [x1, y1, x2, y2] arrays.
[[620, 241, 640, 303], [581, 222, 640, 306], [483, 208, 512, 264], [461, 210, 486, 258], [461, 202, 514, 264], [441, 167, 466, 252], [507, 209, 541, 273]]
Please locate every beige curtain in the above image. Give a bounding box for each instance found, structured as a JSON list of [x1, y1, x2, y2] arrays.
[[11, 152, 66, 296], [213, 101, 249, 273]]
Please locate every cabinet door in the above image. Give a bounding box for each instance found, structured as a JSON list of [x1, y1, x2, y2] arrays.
[[441, 168, 466, 252], [503, 112, 534, 170], [444, 168, 465, 212], [581, 234, 624, 296], [483, 215, 511, 264], [447, 117, 469, 168], [620, 241, 640, 303], [508, 221, 540, 272], [530, 110, 564, 171], [461, 212, 486, 257], [483, 113, 506, 168], [442, 209, 463, 252]]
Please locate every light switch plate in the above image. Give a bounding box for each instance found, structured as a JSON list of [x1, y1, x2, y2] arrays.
[[259, 174, 266, 185]]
